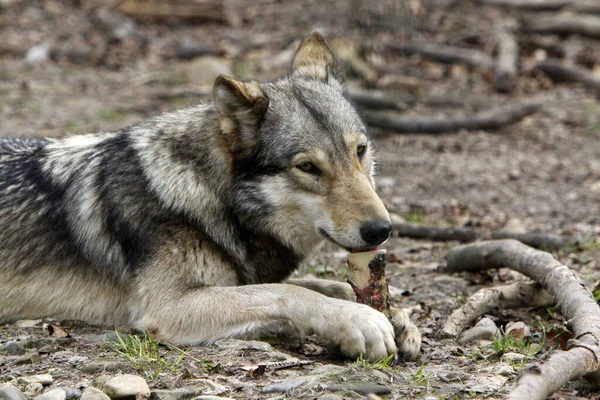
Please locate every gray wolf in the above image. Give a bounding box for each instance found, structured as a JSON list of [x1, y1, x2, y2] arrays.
[[0, 34, 420, 361]]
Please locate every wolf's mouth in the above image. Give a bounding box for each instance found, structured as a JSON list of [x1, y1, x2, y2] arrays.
[[318, 229, 380, 253]]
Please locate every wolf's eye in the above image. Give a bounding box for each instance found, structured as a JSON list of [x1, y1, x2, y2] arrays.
[[296, 161, 321, 175], [357, 144, 367, 159]]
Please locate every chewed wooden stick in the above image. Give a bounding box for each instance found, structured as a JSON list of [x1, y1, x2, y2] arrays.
[[347, 249, 422, 361], [346, 250, 390, 313]]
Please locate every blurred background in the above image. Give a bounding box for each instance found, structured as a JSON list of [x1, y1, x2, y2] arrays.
[[1, 0, 599, 237], [1, 1, 600, 397]]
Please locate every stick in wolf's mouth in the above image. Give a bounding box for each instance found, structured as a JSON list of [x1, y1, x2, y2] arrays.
[[347, 249, 421, 361]]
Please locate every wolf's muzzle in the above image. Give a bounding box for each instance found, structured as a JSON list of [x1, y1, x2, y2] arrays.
[[360, 221, 392, 246]]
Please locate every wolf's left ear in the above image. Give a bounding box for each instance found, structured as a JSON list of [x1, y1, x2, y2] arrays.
[[292, 33, 336, 81], [214, 75, 269, 157]]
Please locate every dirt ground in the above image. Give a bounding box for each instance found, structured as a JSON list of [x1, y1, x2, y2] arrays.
[[1, 1, 599, 399]]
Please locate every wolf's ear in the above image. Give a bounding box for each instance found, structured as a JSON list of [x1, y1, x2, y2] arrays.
[[292, 33, 336, 81], [214, 75, 269, 157]]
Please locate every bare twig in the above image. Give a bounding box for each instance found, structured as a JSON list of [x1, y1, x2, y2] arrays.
[[363, 101, 539, 134], [535, 59, 600, 90], [494, 28, 519, 93], [524, 13, 600, 39], [445, 240, 600, 399], [441, 281, 552, 338], [391, 42, 495, 69]]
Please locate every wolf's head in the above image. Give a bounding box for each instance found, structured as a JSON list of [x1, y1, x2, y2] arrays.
[[214, 33, 391, 258]]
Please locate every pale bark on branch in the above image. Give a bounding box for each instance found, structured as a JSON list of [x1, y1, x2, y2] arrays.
[[441, 281, 552, 338], [445, 240, 600, 399]]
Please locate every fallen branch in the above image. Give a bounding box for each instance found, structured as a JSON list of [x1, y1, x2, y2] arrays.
[[445, 240, 600, 399], [393, 223, 569, 250], [347, 87, 409, 112], [115, 0, 227, 23], [480, 0, 600, 12], [363, 101, 540, 133], [524, 13, 600, 39], [441, 281, 552, 338], [391, 42, 495, 69], [346, 250, 421, 361], [535, 59, 600, 90], [393, 223, 477, 242], [494, 28, 519, 93]]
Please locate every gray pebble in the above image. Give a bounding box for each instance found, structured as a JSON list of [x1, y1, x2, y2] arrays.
[[80, 388, 110, 400], [0, 385, 29, 400], [150, 388, 203, 400], [103, 375, 150, 400], [34, 389, 65, 400], [18, 375, 53, 387], [327, 383, 391, 395], [261, 377, 309, 393], [317, 395, 343, 400]]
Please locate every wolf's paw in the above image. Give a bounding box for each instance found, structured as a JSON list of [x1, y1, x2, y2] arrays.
[[320, 301, 397, 362], [389, 307, 421, 361]]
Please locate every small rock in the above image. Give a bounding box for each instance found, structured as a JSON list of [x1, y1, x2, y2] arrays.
[[80, 388, 110, 400], [82, 362, 129, 374], [502, 352, 527, 362], [500, 218, 527, 234], [150, 388, 203, 400], [0, 385, 29, 400], [15, 320, 43, 328], [370, 370, 390, 383], [505, 321, 531, 340], [12, 352, 40, 365], [192, 397, 235, 400], [261, 377, 309, 393], [18, 375, 53, 387], [103, 375, 150, 400], [327, 383, 391, 395], [494, 364, 515, 376], [37, 346, 55, 355], [310, 365, 346, 376], [317, 395, 343, 400], [24, 384, 43, 397], [1, 342, 24, 354], [458, 317, 498, 344], [56, 389, 81, 400], [34, 389, 66, 400], [24, 42, 51, 65], [81, 332, 118, 343]]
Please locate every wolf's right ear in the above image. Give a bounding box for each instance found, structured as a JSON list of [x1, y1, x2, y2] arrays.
[[292, 33, 336, 81], [214, 75, 269, 157]]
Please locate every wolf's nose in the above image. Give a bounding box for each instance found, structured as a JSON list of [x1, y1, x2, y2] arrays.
[[360, 221, 392, 246]]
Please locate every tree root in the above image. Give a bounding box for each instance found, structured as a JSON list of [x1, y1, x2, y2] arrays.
[[441, 281, 552, 339], [445, 240, 600, 399]]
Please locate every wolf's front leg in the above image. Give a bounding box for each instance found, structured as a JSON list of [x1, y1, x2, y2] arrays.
[[137, 283, 396, 362]]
